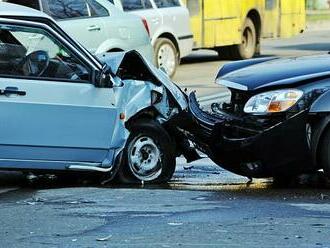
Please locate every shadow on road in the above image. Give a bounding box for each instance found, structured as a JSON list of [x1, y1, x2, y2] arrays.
[[1, 170, 330, 192], [277, 43, 330, 51], [180, 53, 276, 65]]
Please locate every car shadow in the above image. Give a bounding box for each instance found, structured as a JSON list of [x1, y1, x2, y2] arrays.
[[180, 53, 276, 65], [0, 170, 330, 191], [276, 43, 330, 52]]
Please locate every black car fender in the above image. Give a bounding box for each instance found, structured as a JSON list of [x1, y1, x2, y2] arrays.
[[310, 90, 330, 113], [309, 91, 330, 167]]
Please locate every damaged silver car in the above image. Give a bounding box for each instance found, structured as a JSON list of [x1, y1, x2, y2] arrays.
[[0, 3, 192, 183]]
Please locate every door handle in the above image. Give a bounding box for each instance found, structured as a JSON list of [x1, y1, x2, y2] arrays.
[[0, 87, 26, 96], [87, 25, 101, 31]]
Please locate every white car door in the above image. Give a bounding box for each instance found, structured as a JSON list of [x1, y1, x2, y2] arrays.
[[0, 21, 118, 169], [118, 0, 161, 38], [153, 0, 193, 57]]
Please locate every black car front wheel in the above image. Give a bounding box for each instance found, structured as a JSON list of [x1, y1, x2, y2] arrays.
[[116, 119, 176, 184]]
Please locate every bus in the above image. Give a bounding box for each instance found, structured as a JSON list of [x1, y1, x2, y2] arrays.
[[182, 0, 306, 59]]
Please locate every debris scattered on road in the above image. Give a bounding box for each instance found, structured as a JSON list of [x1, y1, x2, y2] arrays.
[[320, 193, 328, 200], [96, 234, 112, 241], [183, 165, 194, 170], [168, 222, 183, 226]]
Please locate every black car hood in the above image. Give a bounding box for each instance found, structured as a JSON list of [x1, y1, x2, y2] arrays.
[[216, 55, 330, 91]]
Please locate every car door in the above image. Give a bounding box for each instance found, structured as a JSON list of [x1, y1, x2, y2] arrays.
[[153, 0, 190, 38], [0, 21, 118, 168], [119, 0, 161, 38], [41, 0, 109, 54]]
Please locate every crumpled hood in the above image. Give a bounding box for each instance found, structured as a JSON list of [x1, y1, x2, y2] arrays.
[[217, 55, 330, 91], [97, 50, 187, 110]]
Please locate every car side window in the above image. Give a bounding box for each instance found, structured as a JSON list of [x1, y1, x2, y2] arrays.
[[0, 24, 91, 82], [153, 0, 180, 8], [43, 0, 90, 20], [5, 0, 41, 10], [121, 0, 152, 11], [87, 0, 109, 17]]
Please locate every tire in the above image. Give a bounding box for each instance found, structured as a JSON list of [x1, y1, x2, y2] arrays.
[[154, 38, 179, 78], [116, 119, 176, 184], [217, 46, 233, 60], [319, 127, 330, 179], [230, 18, 257, 60]]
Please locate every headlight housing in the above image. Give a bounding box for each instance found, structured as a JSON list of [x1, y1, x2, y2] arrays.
[[244, 89, 303, 114]]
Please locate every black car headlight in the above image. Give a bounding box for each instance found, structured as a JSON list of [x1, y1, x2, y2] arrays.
[[244, 89, 304, 114]]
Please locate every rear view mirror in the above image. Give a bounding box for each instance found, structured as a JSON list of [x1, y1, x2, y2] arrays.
[[97, 64, 114, 88]]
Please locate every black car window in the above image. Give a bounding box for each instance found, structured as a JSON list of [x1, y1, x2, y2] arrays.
[[154, 0, 180, 8], [0, 24, 91, 82], [5, 0, 41, 10], [87, 0, 109, 17], [42, 0, 90, 20], [121, 0, 152, 11]]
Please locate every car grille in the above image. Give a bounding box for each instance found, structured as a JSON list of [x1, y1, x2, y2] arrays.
[[217, 90, 251, 116]]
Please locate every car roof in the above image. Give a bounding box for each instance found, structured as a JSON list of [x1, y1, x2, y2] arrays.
[[0, 2, 50, 19]]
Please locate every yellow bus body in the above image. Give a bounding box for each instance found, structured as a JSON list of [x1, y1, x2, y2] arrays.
[[183, 0, 306, 50]]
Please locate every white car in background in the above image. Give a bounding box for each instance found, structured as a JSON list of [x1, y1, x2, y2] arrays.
[[4, 0, 154, 63], [109, 0, 193, 77]]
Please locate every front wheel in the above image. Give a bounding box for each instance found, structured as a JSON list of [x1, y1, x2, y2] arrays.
[[154, 38, 179, 78], [116, 119, 176, 184]]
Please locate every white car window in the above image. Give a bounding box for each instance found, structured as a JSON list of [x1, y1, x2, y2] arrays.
[[121, 0, 153, 11], [87, 0, 109, 17], [43, 0, 90, 19], [0, 24, 90, 82], [153, 0, 180, 8], [4, 0, 40, 10]]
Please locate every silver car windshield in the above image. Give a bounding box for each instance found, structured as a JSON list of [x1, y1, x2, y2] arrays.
[[0, 24, 90, 81]]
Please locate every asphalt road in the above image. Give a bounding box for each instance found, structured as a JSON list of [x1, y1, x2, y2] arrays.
[[1, 29, 330, 247]]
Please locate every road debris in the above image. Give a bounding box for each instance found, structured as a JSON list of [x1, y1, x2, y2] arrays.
[[96, 234, 112, 242], [183, 165, 194, 170], [168, 222, 183, 226], [320, 193, 328, 200]]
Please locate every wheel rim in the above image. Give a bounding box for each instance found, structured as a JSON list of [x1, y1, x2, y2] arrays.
[[157, 43, 176, 76], [127, 136, 162, 181], [242, 27, 255, 56]]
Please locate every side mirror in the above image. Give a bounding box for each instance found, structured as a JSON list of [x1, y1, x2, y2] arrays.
[[96, 64, 114, 88]]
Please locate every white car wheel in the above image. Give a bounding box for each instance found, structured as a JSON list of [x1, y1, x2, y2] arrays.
[[155, 38, 178, 78]]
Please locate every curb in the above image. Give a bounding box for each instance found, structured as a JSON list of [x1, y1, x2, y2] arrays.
[[306, 20, 330, 31]]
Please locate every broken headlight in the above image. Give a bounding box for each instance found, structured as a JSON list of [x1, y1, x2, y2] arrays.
[[244, 89, 303, 114]]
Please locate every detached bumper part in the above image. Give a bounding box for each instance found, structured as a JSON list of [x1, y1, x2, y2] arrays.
[[188, 92, 312, 178]]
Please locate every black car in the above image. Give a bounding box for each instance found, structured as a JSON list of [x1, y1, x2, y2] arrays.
[[179, 55, 330, 180]]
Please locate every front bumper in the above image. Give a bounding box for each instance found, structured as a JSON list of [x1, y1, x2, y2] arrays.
[[186, 93, 313, 178]]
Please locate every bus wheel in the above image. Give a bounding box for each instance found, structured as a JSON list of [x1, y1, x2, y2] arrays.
[[231, 17, 257, 59]]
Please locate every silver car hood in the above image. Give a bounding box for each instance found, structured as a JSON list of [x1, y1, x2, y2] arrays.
[[97, 50, 187, 110]]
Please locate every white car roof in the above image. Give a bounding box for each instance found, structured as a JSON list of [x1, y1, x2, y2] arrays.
[[0, 2, 50, 19]]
